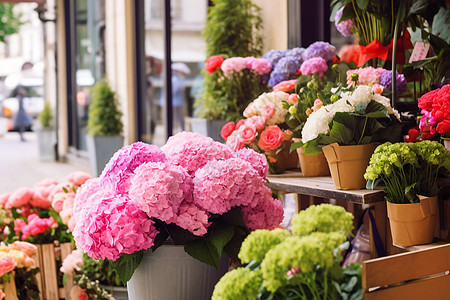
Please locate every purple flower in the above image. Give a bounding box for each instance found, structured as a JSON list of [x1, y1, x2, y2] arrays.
[[268, 72, 289, 87], [262, 50, 284, 66], [285, 47, 305, 61], [302, 41, 336, 61], [274, 57, 301, 75], [379, 70, 407, 94], [300, 57, 328, 78], [335, 7, 354, 37]]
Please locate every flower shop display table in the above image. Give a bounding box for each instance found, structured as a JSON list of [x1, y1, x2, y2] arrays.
[[266, 170, 387, 258]]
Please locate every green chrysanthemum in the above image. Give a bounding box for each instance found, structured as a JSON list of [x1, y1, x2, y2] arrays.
[[212, 268, 262, 300], [291, 204, 354, 237], [238, 228, 291, 264]]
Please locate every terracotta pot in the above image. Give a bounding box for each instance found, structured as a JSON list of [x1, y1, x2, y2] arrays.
[[387, 196, 438, 246], [322, 142, 378, 190], [294, 144, 330, 177]]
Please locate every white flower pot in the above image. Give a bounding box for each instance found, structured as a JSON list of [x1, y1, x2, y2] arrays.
[[127, 245, 229, 300]]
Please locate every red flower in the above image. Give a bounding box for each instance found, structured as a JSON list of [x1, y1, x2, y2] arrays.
[[204, 55, 224, 74], [258, 126, 284, 151], [418, 89, 438, 112], [436, 119, 450, 134], [273, 79, 297, 93], [220, 121, 235, 140]]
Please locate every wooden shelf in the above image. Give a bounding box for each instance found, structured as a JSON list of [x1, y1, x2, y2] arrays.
[[394, 239, 450, 252], [266, 170, 385, 204]]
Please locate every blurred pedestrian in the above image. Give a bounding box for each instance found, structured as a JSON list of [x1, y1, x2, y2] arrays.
[[14, 86, 33, 142]]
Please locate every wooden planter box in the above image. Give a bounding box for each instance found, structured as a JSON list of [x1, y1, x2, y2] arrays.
[[4, 276, 18, 300], [33, 242, 73, 300]]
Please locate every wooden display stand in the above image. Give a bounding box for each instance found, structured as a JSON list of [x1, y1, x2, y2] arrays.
[[33, 242, 73, 300], [4, 276, 18, 300]]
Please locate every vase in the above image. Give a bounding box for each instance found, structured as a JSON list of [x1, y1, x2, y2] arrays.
[[127, 245, 229, 300], [322, 142, 378, 190], [190, 118, 228, 143], [293, 139, 330, 177], [35, 127, 55, 161], [443, 138, 450, 151], [387, 196, 438, 246], [86, 134, 124, 177]]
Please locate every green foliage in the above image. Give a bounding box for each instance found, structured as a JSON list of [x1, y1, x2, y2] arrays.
[[82, 254, 124, 287], [110, 250, 146, 284], [0, 4, 23, 43], [87, 79, 123, 136], [14, 267, 41, 300], [38, 101, 53, 128]]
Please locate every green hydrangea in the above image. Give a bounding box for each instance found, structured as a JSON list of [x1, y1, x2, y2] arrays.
[[238, 228, 292, 264], [291, 204, 354, 237], [212, 268, 262, 300], [260, 233, 346, 293], [411, 140, 450, 168]]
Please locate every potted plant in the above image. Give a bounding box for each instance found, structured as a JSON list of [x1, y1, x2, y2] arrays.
[[212, 204, 363, 300], [86, 79, 124, 177], [193, 0, 264, 140], [298, 80, 402, 189], [365, 140, 450, 246], [72, 132, 284, 300], [36, 101, 55, 161]]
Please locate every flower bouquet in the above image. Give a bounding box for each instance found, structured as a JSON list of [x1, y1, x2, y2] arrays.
[[364, 140, 450, 245], [212, 204, 363, 300], [195, 55, 272, 122], [72, 132, 284, 284], [221, 91, 297, 174]]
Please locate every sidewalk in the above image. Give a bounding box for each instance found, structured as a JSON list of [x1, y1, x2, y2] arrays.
[[0, 131, 90, 194]]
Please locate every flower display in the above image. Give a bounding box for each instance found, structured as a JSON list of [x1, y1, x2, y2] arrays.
[[335, 6, 353, 37], [221, 57, 247, 75], [264, 48, 305, 87], [346, 67, 385, 87], [73, 132, 284, 282], [300, 57, 328, 77], [379, 69, 407, 94], [302, 41, 336, 61], [418, 84, 450, 136], [365, 141, 450, 203], [212, 204, 362, 300], [14, 214, 58, 241], [243, 91, 288, 126]]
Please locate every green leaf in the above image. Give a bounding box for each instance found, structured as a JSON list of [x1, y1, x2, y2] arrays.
[[220, 207, 246, 227], [329, 120, 353, 145], [432, 7, 450, 45], [349, 289, 364, 300], [356, 0, 368, 10], [408, 0, 428, 15], [290, 141, 303, 153], [184, 239, 220, 268], [342, 276, 358, 292], [110, 250, 147, 283], [208, 223, 235, 259], [364, 101, 389, 118], [224, 227, 248, 263], [354, 102, 368, 115]]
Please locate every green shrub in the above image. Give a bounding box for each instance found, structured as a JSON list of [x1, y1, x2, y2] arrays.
[[38, 101, 53, 128]]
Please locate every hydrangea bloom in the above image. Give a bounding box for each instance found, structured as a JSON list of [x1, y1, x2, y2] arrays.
[[379, 70, 407, 94], [212, 268, 263, 300], [129, 162, 193, 223], [302, 41, 336, 61], [285, 47, 305, 60], [268, 72, 289, 88], [273, 57, 301, 75], [335, 6, 354, 37], [101, 142, 167, 194], [235, 148, 269, 178], [300, 57, 328, 77], [243, 92, 289, 126], [174, 201, 210, 236], [193, 158, 266, 214], [238, 228, 291, 263], [73, 195, 158, 261], [346, 67, 385, 86], [162, 132, 235, 176], [221, 57, 246, 75], [262, 49, 284, 66], [241, 187, 284, 230], [248, 58, 272, 75]]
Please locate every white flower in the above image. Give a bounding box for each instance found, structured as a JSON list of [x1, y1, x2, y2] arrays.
[[243, 91, 288, 125], [301, 106, 333, 143]]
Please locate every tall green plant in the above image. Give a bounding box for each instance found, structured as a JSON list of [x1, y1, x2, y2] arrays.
[[0, 3, 23, 43], [38, 101, 53, 128], [87, 79, 123, 136]]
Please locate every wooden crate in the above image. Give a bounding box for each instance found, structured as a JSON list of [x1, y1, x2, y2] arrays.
[[362, 244, 450, 299], [4, 276, 18, 300], [33, 242, 73, 300]]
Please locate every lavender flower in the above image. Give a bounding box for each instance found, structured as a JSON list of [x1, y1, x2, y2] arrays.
[[379, 70, 407, 94], [262, 50, 284, 66], [335, 7, 354, 37], [273, 57, 301, 75], [286, 47, 305, 62], [268, 72, 289, 87], [302, 41, 336, 61]]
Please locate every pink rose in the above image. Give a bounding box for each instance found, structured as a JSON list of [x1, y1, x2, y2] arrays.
[[0, 193, 10, 208], [220, 121, 235, 140], [226, 131, 245, 151], [6, 187, 33, 209], [235, 119, 246, 130], [261, 102, 276, 121], [245, 116, 266, 131], [10, 241, 37, 257], [68, 215, 77, 232], [60, 249, 84, 274], [312, 99, 323, 111], [257, 126, 284, 151], [51, 192, 66, 212], [67, 171, 92, 188], [237, 124, 257, 145], [288, 94, 299, 104], [372, 84, 384, 94], [0, 256, 16, 277]]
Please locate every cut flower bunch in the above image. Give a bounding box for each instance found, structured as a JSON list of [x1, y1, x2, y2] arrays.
[[365, 140, 450, 203], [73, 132, 284, 283], [418, 83, 450, 138], [212, 204, 362, 300]]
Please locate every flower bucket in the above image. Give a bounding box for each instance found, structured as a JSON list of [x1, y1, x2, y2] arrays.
[[127, 245, 229, 300], [387, 196, 438, 246], [271, 140, 299, 173], [295, 145, 330, 177], [322, 142, 378, 190]]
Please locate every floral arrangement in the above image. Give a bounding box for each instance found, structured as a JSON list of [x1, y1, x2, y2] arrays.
[[345, 67, 406, 95], [299, 84, 403, 154], [0, 241, 40, 299], [0, 171, 91, 244], [221, 91, 295, 173], [73, 133, 284, 283], [365, 141, 450, 203], [60, 249, 116, 300], [195, 55, 271, 121], [212, 204, 362, 300], [418, 83, 450, 138]]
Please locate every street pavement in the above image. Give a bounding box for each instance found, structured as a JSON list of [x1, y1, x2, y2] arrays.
[[0, 131, 90, 194]]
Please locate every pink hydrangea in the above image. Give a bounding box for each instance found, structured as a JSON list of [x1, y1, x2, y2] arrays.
[[101, 142, 167, 195], [174, 202, 210, 236], [300, 57, 328, 78], [129, 162, 193, 223], [221, 57, 246, 75], [6, 187, 34, 209], [346, 67, 385, 86], [67, 171, 92, 188], [240, 188, 284, 230], [335, 6, 354, 37], [14, 214, 58, 241], [244, 56, 257, 69], [73, 195, 158, 261], [162, 132, 235, 176], [235, 148, 269, 178], [73, 178, 112, 221], [249, 58, 272, 75], [193, 158, 266, 215], [0, 193, 10, 208]]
